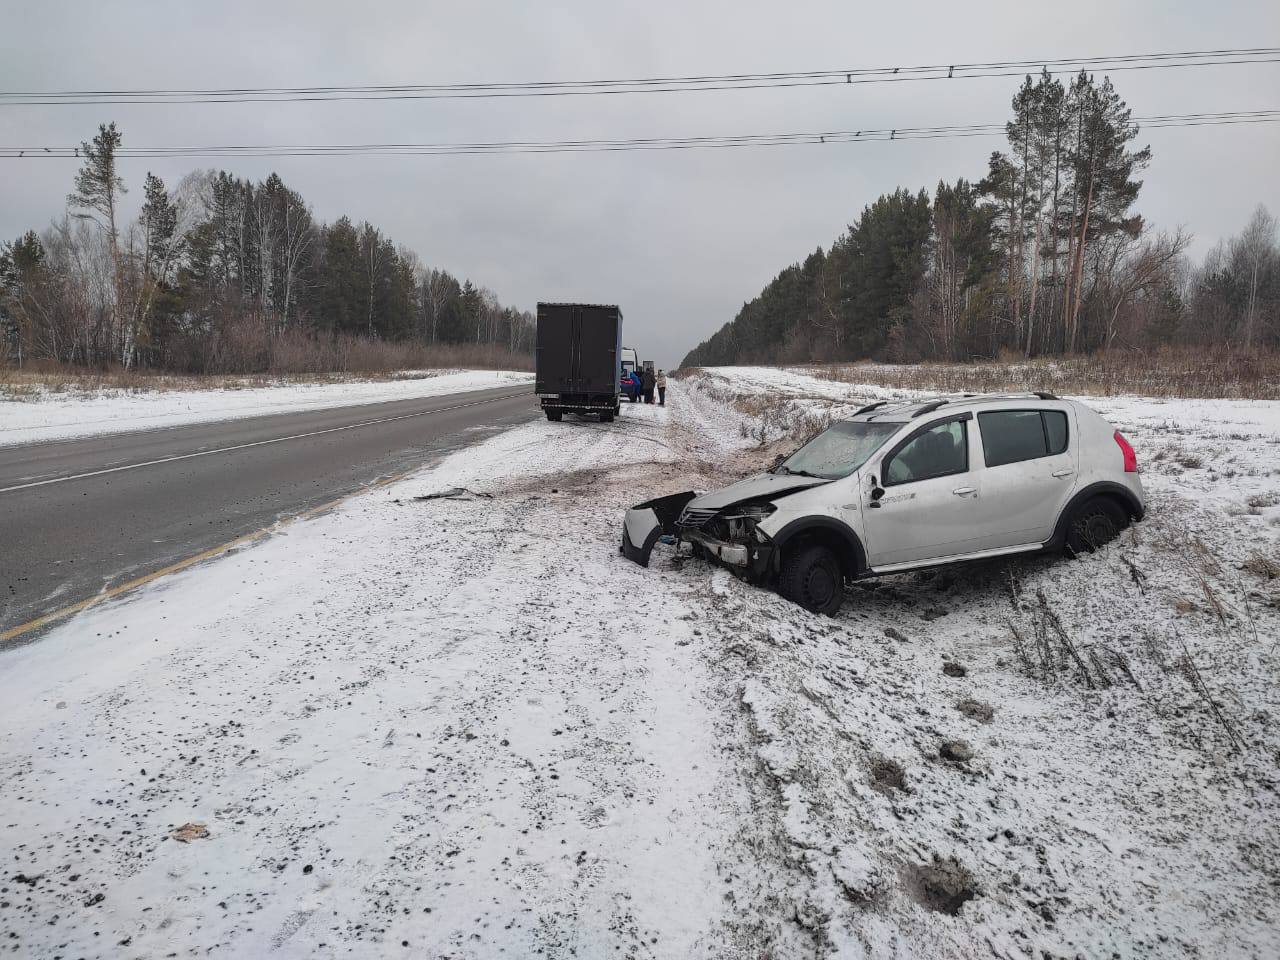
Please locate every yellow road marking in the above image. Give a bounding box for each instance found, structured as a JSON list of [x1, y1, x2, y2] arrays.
[[0, 470, 411, 645]]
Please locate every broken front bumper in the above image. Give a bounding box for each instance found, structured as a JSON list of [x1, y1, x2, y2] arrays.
[[620, 491, 697, 567], [620, 493, 775, 579], [684, 528, 775, 581]]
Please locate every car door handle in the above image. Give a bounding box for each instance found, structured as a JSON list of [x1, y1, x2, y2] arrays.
[[952, 486, 977, 497], [1052, 469, 1074, 478]]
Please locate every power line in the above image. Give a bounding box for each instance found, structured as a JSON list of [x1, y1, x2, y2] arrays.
[[2, 48, 1278, 106], [3, 110, 1276, 159]]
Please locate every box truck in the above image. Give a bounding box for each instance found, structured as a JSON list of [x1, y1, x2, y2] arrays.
[[535, 302, 622, 422]]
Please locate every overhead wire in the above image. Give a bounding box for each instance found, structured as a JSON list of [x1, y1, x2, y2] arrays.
[[2, 110, 1276, 159], [1, 47, 1278, 105]]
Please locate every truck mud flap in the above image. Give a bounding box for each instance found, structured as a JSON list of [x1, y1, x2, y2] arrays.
[[620, 491, 697, 567]]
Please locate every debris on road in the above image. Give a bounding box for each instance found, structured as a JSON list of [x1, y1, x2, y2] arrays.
[[170, 822, 210, 843], [411, 487, 494, 502]]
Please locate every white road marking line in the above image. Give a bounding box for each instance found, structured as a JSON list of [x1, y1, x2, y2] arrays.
[[0, 392, 528, 495]]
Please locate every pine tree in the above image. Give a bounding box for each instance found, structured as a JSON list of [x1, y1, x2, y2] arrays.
[[1063, 74, 1150, 351], [0, 231, 47, 366], [68, 122, 127, 361], [126, 173, 181, 366]]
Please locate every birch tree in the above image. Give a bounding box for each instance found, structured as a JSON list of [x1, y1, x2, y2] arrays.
[[67, 123, 126, 363]]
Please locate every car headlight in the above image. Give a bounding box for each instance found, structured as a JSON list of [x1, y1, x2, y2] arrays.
[[723, 502, 776, 522]]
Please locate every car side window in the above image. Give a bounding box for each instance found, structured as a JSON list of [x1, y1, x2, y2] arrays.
[[978, 409, 1070, 467], [883, 419, 968, 486]]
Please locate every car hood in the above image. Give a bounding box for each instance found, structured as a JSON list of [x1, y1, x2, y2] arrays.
[[688, 472, 831, 511]]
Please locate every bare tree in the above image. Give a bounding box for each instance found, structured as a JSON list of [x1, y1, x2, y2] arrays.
[[1233, 205, 1278, 350], [421, 268, 452, 343], [1099, 229, 1192, 348], [358, 222, 388, 337]]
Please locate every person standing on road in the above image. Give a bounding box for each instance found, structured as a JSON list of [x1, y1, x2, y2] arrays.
[[656, 369, 667, 406], [642, 366, 656, 404]]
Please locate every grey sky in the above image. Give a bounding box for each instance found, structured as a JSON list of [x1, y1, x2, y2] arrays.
[[2, 0, 1277, 367]]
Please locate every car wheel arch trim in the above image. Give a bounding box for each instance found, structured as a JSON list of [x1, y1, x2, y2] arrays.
[[769, 516, 867, 578], [1048, 481, 1144, 548]]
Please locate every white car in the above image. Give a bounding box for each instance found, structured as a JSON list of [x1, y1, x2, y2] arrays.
[[622, 393, 1144, 614]]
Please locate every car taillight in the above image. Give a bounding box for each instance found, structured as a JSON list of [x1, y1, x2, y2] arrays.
[[1114, 430, 1138, 473]]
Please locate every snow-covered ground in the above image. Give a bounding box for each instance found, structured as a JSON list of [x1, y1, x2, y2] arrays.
[[2, 368, 1278, 958], [0, 369, 533, 447]]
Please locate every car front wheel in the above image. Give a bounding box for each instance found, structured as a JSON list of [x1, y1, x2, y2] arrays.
[[1065, 497, 1126, 555], [778, 543, 844, 615]]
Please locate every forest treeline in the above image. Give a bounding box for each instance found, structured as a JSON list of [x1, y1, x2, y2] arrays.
[[682, 71, 1279, 367], [0, 123, 534, 374]]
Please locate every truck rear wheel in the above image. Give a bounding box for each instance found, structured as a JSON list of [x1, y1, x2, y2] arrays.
[[545, 410, 563, 422]]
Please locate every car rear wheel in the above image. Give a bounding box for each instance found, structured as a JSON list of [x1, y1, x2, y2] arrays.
[[545, 410, 562, 422], [778, 543, 844, 615], [600, 412, 614, 423], [1066, 497, 1126, 555]]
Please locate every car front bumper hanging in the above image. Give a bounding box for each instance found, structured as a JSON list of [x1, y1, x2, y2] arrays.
[[620, 491, 697, 567], [621, 492, 776, 581]]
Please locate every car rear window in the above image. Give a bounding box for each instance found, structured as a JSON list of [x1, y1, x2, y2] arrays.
[[1044, 410, 1068, 455], [978, 410, 1069, 467]]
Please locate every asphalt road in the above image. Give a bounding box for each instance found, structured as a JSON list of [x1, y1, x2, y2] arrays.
[[0, 384, 535, 643]]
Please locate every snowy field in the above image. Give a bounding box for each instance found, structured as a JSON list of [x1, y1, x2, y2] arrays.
[[0, 369, 533, 447], [2, 368, 1278, 958]]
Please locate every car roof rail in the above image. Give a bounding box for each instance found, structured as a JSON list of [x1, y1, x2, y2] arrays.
[[854, 400, 888, 416], [912, 399, 950, 418], [1032, 391, 1059, 400]]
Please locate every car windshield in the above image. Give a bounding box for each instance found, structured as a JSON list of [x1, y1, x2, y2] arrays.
[[776, 420, 901, 480]]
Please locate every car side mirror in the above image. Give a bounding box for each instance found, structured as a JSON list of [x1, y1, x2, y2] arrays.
[[868, 473, 884, 503], [770, 453, 786, 470]]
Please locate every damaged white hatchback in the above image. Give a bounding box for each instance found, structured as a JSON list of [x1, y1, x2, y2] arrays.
[[622, 393, 1144, 615]]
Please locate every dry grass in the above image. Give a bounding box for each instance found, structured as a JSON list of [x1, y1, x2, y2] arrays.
[[679, 372, 834, 448], [1, 341, 532, 400], [1243, 551, 1279, 581], [1005, 512, 1266, 755], [737, 348, 1280, 400]]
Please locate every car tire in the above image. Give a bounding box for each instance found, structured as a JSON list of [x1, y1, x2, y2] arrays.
[[545, 410, 563, 422], [778, 543, 844, 615], [1065, 497, 1126, 555], [600, 412, 614, 423]]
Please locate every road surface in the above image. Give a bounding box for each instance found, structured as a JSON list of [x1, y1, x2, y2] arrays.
[[0, 384, 534, 644]]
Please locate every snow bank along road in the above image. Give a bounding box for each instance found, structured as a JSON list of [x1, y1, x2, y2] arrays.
[[0, 381, 533, 640], [0, 369, 535, 448], [1, 369, 1278, 958]]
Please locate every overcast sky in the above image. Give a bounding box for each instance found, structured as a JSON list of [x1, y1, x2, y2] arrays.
[[2, 1, 1277, 366]]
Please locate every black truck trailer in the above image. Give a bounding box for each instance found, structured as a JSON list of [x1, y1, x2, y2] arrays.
[[535, 302, 622, 422]]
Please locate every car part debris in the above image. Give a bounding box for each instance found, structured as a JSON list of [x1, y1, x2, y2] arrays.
[[620, 491, 697, 567], [413, 487, 494, 502]]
